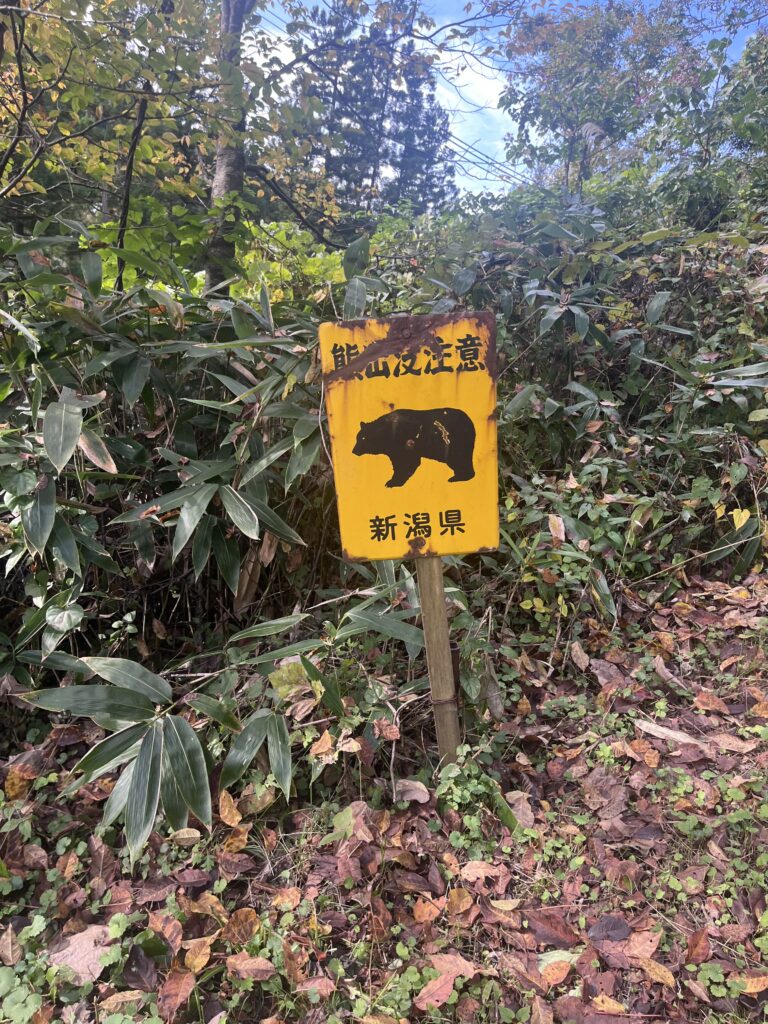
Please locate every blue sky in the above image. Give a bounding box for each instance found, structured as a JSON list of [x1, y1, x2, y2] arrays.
[[260, 0, 513, 192], [262, 1, 760, 195], [420, 0, 513, 192]]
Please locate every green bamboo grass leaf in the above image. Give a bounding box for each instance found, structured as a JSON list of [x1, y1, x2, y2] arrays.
[[50, 516, 81, 575], [343, 608, 424, 646], [125, 723, 163, 862], [245, 639, 322, 664], [343, 276, 366, 319], [267, 714, 292, 800], [161, 753, 189, 831], [539, 305, 565, 336], [590, 568, 617, 622], [21, 476, 56, 553], [452, 266, 476, 296], [219, 485, 260, 540], [79, 657, 172, 704], [81, 251, 102, 294], [192, 514, 214, 579], [162, 716, 212, 827], [43, 401, 83, 474], [212, 524, 240, 595], [571, 304, 590, 339], [285, 433, 321, 491], [75, 723, 149, 775], [246, 497, 304, 546], [240, 437, 293, 485], [186, 694, 240, 732], [219, 711, 270, 790], [229, 613, 308, 642], [342, 236, 369, 281], [173, 483, 218, 560], [645, 290, 671, 325], [77, 426, 117, 473], [0, 307, 40, 353], [23, 685, 156, 721], [111, 485, 210, 524], [103, 760, 135, 827], [300, 655, 344, 718]]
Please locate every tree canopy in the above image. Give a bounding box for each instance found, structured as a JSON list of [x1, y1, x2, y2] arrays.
[[1, 2, 768, 1022]]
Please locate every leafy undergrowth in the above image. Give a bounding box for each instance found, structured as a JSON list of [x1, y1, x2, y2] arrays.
[[2, 575, 768, 1024]]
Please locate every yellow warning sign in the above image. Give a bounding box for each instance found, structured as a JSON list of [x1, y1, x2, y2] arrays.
[[319, 312, 499, 560]]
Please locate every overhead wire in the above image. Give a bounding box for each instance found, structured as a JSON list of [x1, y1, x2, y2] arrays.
[[254, 2, 535, 188]]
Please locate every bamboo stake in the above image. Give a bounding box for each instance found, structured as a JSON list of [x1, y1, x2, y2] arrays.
[[416, 555, 461, 763]]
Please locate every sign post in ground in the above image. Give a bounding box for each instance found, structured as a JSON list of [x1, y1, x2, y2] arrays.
[[319, 312, 498, 763]]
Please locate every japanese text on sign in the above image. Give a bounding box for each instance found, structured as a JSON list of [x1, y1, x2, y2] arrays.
[[319, 313, 499, 561]]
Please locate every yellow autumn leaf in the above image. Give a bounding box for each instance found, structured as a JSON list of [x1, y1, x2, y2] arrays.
[[591, 994, 627, 1013], [548, 514, 565, 547], [732, 974, 768, 995], [637, 957, 676, 988], [714, 502, 725, 520], [184, 936, 214, 973], [730, 508, 751, 530]]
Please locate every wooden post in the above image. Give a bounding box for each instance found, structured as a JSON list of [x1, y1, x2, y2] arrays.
[[416, 556, 461, 763]]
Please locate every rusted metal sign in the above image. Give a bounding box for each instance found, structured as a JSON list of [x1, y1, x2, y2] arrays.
[[319, 312, 499, 560]]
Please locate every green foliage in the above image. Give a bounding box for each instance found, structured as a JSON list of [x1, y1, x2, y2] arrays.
[[1, 1, 768, 868], [288, 0, 456, 218]]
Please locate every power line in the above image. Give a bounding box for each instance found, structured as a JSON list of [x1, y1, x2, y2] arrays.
[[254, 2, 535, 188]]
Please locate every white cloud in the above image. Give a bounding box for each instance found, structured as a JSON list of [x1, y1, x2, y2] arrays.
[[433, 61, 512, 192]]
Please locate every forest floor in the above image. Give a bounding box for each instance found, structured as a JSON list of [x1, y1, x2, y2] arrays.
[[2, 574, 768, 1024]]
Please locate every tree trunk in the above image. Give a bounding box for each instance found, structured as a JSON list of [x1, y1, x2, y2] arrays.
[[205, 0, 254, 293]]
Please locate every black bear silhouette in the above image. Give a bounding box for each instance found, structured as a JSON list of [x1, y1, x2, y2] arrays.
[[353, 408, 475, 487]]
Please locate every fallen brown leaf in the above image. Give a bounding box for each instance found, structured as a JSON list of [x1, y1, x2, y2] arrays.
[[148, 911, 182, 957], [97, 991, 146, 1014], [731, 973, 768, 994], [708, 732, 758, 753], [48, 924, 112, 985], [548, 514, 565, 547], [310, 730, 334, 758], [0, 925, 21, 966], [220, 907, 260, 945], [430, 953, 478, 978], [373, 718, 400, 741], [295, 976, 335, 998], [282, 938, 308, 984], [157, 969, 196, 1022], [540, 960, 572, 987], [530, 994, 554, 1024], [446, 887, 473, 916], [272, 886, 302, 911], [413, 973, 458, 1012], [636, 957, 675, 988], [182, 891, 229, 923], [413, 896, 444, 923], [634, 719, 712, 752], [394, 778, 430, 803], [122, 945, 158, 991], [694, 690, 729, 714], [525, 909, 581, 949], [685, 929, 711, 965], [221, 825, 250, 853], [225, 952, 276, 981], [184, 936, 214, 973], [413, 952, 478, 1011], [591, 993, 626, 1013], [570, 641, 590, 671]]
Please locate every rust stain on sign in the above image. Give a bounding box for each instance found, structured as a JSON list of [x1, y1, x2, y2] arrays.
[[319, 312, 499, 561], [324, 310, 497, 385]]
